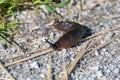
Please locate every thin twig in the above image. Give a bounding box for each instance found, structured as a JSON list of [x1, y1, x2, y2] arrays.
[[47, 53, 52, 80], [102, 15, 120, 19], [85, 39, 97, 50], [4, 48, 54, 67], [61, 37, 116, 79], [85, 37, 117, 57], [82, 0, 104, 10], [81, 26, 120, 42], [60, 53, 68, 80], [0, 62, 15, 80], [0, 33, 12, 44], [66, 39, 92, 75], [12, 40, 26, 54], [4, 46, 53, 61]]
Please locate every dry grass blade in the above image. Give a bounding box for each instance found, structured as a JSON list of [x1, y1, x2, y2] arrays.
[[5, 48, 54, 67], [103, 15, 120, 19], [57, 27, 119, 80], [85, 37, 117, 56], [4, 47, 53, 61], [47, 53, 52, 80], [60, 54, 68, 80], [61, 74, 68, 80], [82, 26, 120, 41], [4, 46, 40, 61], [12, 40, 26, 55], [83, 0, 105, 10], [47, 64, 52, 80], [85, 39, 97, 50], [67, 39, 92, 75], [0, 62, 15, 80], [4, 53, 24, 61], [60, 40, 92, 79], [61, 40, 91, 80]]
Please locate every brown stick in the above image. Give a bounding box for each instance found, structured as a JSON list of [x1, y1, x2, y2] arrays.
[[60, 40, 92, 80], [85, 37, 116, 57], [81, 26, 120, 42], [82, 0, 105, 10], [0, 62, 15, 80], [4, 48, 53, 67], [47, 53, 52, 80], [67, 40, 92, 75], [61, 36, 117, 79]]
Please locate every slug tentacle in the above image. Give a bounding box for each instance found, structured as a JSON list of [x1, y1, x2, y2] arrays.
[[45, 39, 58, 50]]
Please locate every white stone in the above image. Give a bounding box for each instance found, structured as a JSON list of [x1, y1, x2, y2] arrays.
[[102, 48, 107, 52], [89, 66, 99, 71], [106, 69, 110, 73], [95, 50, 99, 56], [62, 49, 67, 54], [26, 77, 31, 80], [97, 71, 103, 78], [40, 74, 45, 78], [113, 68, 119, 74], [30, 62, 40, 69], [41, 37, 46, 42], [101, 76, 107, 80]]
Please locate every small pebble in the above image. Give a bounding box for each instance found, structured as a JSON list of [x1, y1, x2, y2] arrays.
[[30, 62, 40, 69], [113, 68, 119, 74], [40, 74, 46, 78], [95, 50, 99, 56], [97, 71, 103, 78]]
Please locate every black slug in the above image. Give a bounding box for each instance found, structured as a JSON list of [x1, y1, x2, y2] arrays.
[[46, 21, 86, 50]]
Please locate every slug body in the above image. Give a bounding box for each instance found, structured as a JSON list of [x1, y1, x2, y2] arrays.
[[47, 21, 86, 50], [53, 21, 77, 32]]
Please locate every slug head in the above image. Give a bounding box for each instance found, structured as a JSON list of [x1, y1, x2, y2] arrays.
[[45, 39, 58, 50]]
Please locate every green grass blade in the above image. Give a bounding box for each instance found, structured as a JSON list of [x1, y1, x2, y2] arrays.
[[53, 0, 70, 8], [0, 33, 12, 45], [0, 0, 4, 4], [45, 5, 63, 18], [33, 0, 53, 4]]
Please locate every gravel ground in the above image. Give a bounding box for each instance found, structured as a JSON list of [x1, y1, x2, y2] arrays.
[[0, 0, 120, 80]]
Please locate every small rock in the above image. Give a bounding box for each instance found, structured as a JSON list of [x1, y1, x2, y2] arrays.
[[113, 68, 119, 74], [62, 49, 67, 54], [30, 62, 40, 69], [39, 12, 46, 19], [70, 54, 76, 61], [101, 76, 107, 80], [95, 50, 99, 56], [0, 44, 6, 50], [91, 66, 99, 71], [97, 71, 103, 78], [102, 48, 107, 52], [40, 74, 45, 78], [106, 69, 110, 73], [26, 77, 31, 80], [41, 37, 47, 42]]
